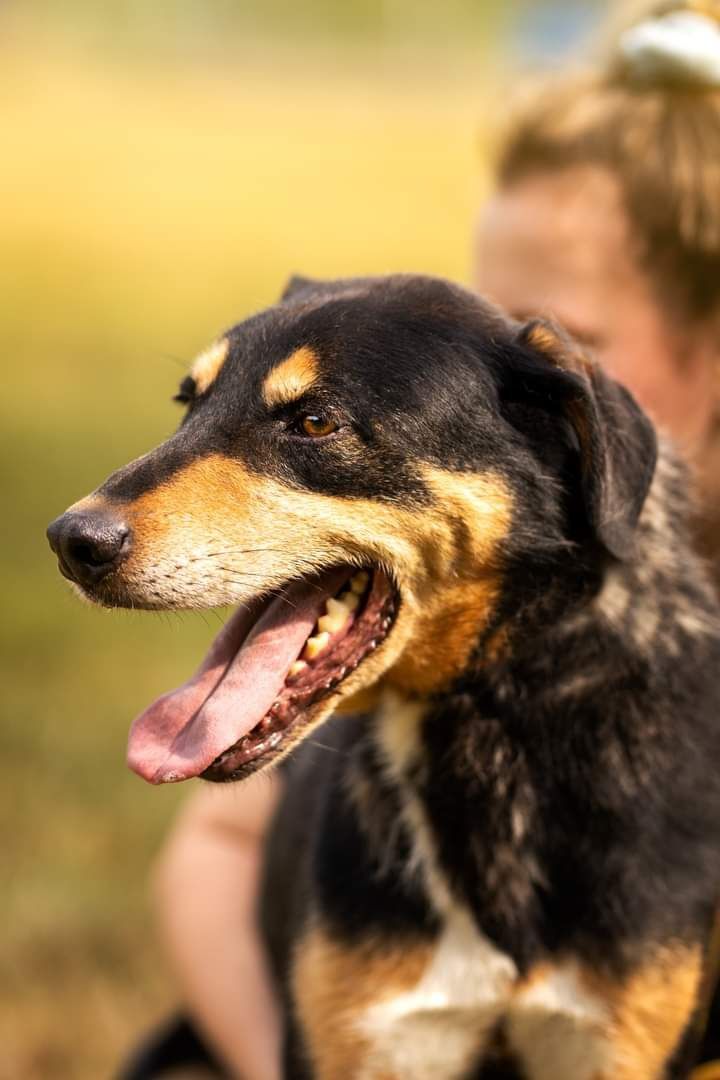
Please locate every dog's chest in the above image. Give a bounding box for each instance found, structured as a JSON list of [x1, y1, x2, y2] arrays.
[[295, 909, 612, 1080], [304, 703, 610, 1078], [351, 912, 611, 1080]]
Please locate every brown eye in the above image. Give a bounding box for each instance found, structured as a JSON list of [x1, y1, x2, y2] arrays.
[[300, 414, 339, 438]]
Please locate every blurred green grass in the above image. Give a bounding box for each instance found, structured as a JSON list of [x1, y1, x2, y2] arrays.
[[0, 30, 489, 1078]]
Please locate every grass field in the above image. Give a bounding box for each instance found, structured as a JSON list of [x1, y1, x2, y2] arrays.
[[1, 29, 491, 1077]]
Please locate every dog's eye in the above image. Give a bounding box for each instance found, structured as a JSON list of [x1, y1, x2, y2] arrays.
[[173, 376, 197, 405], [298, 414, 339, 439]]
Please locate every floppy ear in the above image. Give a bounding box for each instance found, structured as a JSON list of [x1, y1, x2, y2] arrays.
[[513, 319, 658, 560]]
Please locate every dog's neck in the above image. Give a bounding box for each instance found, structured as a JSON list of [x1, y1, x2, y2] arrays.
[[458, 443, 715, 696]]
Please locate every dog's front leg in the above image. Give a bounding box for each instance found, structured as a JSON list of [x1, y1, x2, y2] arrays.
[[507, 944, 703, 1080], [291, 924, 429, 1079]]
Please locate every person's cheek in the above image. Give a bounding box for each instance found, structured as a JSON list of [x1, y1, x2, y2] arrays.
[[602, 333, 714, 453]]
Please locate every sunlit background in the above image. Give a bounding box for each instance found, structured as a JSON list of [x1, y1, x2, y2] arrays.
[[2, 2, 603, 1075]]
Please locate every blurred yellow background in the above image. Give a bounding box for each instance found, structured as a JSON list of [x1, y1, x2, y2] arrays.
[[0, 3, 599, 1076]]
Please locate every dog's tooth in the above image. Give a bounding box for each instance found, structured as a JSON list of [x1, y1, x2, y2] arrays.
[[318, 598, 350, 635], [350, 571, 370, 595], [338, 590, 360, 612], [288, 660, 308, 678], [304, 632, 330, 660], [327, 596, 349, 618]]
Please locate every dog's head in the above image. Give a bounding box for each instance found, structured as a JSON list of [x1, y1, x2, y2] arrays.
[[47, 274, 657, 784]]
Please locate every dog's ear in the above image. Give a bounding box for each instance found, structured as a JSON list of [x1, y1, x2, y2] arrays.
[[280, 274, 380, 304], [280, 274, 319, 302], [511, 318, 658, 560]]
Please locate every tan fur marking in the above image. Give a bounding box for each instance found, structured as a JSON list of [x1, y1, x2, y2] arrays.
[[688, 2, 720, 21], [293, 926, 430, 1080], [526, 323, 565, 358], [580, 945, 702, 1079], [506, 948, 702, 1079], [189, 338, 229, 395], [336, 683, 384, 715], [262, 345, 320, 408], [386, 576, 502, 694], [499, 951, 700, 1080], [692, 1064, 720, 1080], [483, 623, 510, 664], [384, 468, 511, 694], [526, 321, 593, 379]]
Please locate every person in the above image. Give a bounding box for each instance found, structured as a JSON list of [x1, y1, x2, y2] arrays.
[[129, 3, 720, 1076], [475, 0, 720, 583]]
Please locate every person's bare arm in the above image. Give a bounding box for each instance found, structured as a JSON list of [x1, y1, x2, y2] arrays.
[[153, 774, 284, 1080]]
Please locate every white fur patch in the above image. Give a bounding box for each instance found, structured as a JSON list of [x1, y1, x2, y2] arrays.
[[508, 963, 612, 1079], [354, 919, 615, 1079], [374, 691, 458, 913], [356, 908, 517, 1080]]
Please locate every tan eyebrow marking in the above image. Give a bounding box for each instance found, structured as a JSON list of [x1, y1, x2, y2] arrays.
[[262, 346, 320, 408], [189, 338, 229, 395]]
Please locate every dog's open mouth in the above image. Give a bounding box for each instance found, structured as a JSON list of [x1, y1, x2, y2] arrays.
[[126, 567, 397, 784]]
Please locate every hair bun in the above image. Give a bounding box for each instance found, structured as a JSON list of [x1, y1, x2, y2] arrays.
[[619, 7, 720, 86]]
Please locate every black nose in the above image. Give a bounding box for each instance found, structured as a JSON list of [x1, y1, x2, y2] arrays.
[[46, 511, 131, 587]]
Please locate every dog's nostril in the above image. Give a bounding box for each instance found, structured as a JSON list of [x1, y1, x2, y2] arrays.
[[47, 511, 132, 587], [68, 539, 109, 567]]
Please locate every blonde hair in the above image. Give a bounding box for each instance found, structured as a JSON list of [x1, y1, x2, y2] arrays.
[[499, 1, 720, 320]]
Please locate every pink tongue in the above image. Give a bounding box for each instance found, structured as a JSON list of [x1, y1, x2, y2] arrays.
[[127, 570, 347, 784]]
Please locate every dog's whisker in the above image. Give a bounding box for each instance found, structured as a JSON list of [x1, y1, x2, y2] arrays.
[[216, 568, 299, 579], [213, 576, 302, 611], [160, 352, 192, 369], [306, 739, 347, 756], [187, 547, 307, 562]]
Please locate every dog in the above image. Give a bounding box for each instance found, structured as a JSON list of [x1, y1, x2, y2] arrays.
[[48, 274, 720, 1079]]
